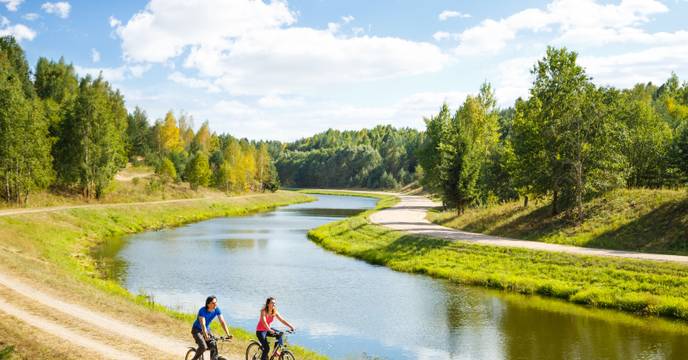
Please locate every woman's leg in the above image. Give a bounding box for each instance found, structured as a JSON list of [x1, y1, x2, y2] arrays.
[[256, 331, 270, 360]]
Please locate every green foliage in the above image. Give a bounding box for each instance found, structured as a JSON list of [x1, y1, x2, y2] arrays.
[[185, 152, 211, 190], [0, 345, 14, 359], [275, 125, 421, 188], [0, 36, 34, 99], [158, 158, 177, 183], [55, 76, 127, 198], [126, 106, 150, 159], [0, 53, 54, 204]]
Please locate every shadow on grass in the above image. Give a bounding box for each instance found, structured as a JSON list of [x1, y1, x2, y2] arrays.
[[587, 197, 688, 255]]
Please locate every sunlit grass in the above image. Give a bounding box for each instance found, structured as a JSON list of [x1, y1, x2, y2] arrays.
[[308, 195, 688, 322], [428, 188, 688, 254], [0, 190, 325, 359]]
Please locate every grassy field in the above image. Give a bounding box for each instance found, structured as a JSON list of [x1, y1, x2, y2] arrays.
[[428, 188, 688, 255], [0, 190, 326, 359], [308, 192, 688, 322]]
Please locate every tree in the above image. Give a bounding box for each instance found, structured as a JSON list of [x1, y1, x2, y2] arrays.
[[158, 157, 177, 183], [616, 87, 672, 188], [126, 106, 150, 159], [185, 152, 211, 190], [418, 104, 450, 197], [0, 54, 54, 204], [160, 111, 182, 154], [0, 36, 34, 99], [55, 76, 127, 198], [438, 83, 500, 214]]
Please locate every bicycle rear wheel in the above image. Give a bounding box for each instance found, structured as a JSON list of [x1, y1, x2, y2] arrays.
[[185, 348, 197, 360], [280, 350, 296, 360], [245, 341, 263, 360]]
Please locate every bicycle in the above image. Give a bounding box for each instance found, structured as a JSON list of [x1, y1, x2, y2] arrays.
[[245, 329, 295, 360], [185, 334, 233, 360]]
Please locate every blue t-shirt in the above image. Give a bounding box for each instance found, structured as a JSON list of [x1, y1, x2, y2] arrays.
[[192, 306, 222, 331]]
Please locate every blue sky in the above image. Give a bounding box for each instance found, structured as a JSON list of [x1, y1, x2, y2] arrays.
[[2, 0, 688, 140]]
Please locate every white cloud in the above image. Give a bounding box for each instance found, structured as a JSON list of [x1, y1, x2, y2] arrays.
[[492, 43, 688, 106], [41, 1, 71, 19], [341, 15, 354, 24], [0, 0, 23, 12], [128, 64, 151, 78], [22, 13, 39, 21], [168, 71, 220, 93], [438, 10, 471, 21], [0, 21, 36, 42], [74, 65, 151, 83], [327, 22, 340, 33], [454, 0, 672, 55], [433, 31, 452, 41], [257, 94, 305, 108], [91, 48, 101, 63], [75, 65, 127, 82], [108, 15, 121, 28], [113, 0, 448, 96], [112, 0, 296, 63], [581, 45, 688, 88], [185, 27, 448, 96]]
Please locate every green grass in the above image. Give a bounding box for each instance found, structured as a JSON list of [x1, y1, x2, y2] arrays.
[[0, 190, 326, 360], [308, 196, 688, 322], [428, 188, 688, 255]]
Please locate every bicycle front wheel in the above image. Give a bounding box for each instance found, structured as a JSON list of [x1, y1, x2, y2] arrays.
[[245, 341, 263, 360], [185, 348, 197, 360], [280, 350, 296, 360]]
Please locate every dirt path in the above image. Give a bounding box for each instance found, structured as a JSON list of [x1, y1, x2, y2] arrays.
[[0, 197, 213, 217], [0, 272, 187, 359], [367, 193, 688, 264]]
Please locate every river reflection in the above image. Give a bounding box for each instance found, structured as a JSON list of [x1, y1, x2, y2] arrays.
[[95, 194, 688, 359]]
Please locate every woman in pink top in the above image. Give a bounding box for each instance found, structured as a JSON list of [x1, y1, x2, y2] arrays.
[[256, 297, 294, 360]]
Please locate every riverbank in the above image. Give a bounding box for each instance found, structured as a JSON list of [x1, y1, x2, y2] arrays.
[[428, 188, 688, 255], [0, 190, 326, 359], [307, 191, 688, 322]]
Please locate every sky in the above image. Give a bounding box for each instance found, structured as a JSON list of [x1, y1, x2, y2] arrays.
[[1, 0, 688, 141]]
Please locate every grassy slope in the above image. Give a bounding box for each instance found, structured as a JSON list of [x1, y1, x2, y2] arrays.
[[0, 190, 325, 360], [428, 188, 688, 255], [307, 192, 688, 322]]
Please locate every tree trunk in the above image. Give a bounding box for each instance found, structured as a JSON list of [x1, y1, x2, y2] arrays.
[[523, 195, 529, 208], [552, 190, 558, 215]]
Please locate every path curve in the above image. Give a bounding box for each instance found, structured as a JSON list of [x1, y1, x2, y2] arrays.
[[367, 193, 688, 265]]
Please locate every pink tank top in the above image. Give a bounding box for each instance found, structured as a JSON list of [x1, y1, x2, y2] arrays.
[[256, 312, 274, 331]]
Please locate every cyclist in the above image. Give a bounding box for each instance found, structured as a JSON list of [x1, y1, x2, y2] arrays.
[[191, 295, 231, 360], [256, 297, 294, 360]]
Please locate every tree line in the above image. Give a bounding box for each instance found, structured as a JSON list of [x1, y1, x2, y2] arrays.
[[0, 36, 278, 204], [418, 47, 688, 219], [272, 125, 423, 189]]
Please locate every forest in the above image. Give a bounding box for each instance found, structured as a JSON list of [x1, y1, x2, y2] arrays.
[[0, 36, 278, 205], [2, 35, 687, 221]]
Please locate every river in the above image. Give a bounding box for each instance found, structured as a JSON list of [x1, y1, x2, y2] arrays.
[[95, 194, 688, 359]]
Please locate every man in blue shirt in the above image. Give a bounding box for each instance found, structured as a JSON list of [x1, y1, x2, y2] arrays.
[[190, 295, 231, 360]]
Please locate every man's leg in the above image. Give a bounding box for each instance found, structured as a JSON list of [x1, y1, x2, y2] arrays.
[[191, 330, 208, 360]]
